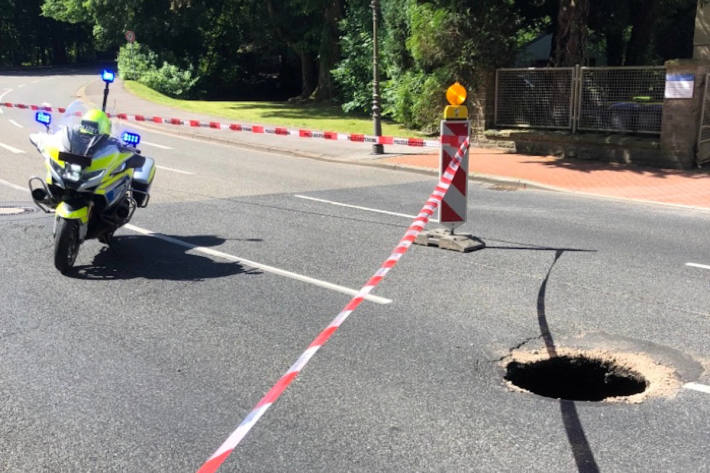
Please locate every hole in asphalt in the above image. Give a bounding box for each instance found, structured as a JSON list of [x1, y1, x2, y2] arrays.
[[505, 355, 647, 401]]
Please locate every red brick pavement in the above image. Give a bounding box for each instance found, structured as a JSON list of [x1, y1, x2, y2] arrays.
[[382, 148, 710, 209]]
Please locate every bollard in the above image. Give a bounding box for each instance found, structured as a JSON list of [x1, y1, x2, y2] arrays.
[[415, 82, 484, 252]]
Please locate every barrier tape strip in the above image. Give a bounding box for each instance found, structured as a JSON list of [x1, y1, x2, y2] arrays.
[[195, 136, 470, 473], [0, 102, 440, 148]]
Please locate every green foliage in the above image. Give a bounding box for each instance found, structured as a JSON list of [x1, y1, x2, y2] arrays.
[[3, 0, 696, 130], [331, 0, 373, 114], [116, 43, 157, 81], [140, 62, 199, 99], [117, 42, 198, 98], [383, 68, 448, 133]]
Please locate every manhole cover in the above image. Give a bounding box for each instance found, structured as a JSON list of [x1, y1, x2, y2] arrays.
[[505, 355, 647, 402], [0, 206, 34, 216]]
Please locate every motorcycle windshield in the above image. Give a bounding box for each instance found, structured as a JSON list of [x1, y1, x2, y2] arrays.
[[36, 100, 141, 156]]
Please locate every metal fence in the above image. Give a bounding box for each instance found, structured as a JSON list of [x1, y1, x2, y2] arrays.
[[577, 67, 665, 134], [495, 66, 666, 135], [495, 68, 575, 129]]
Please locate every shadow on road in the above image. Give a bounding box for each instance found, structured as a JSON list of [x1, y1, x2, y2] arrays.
[[538, 250, 600, 473], [70, 234, 261, 281]]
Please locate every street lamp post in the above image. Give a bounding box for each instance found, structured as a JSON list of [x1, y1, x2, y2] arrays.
[[371, 0, 384, 155]]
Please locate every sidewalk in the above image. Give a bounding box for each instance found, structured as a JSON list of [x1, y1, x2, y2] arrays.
[[385, 150, 710, 210], [85, 79, 710, 210]]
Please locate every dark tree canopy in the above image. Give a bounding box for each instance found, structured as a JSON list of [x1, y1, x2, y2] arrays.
[[0, 0, 699, 128]]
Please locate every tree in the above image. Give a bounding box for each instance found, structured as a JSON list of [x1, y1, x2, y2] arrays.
[[553, 0, 589, 66]]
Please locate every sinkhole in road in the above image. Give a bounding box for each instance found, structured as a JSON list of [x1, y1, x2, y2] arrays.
[[505, 355, 647, 401]]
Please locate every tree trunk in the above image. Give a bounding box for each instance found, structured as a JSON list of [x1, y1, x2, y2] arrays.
[[626, 0, 661, 65], [298, 47, 316, 99], [553, 0, 590, 66], [312, 0, 344, 101]]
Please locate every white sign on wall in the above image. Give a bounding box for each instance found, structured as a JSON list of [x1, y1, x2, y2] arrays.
[[664, 73, 694, 99]]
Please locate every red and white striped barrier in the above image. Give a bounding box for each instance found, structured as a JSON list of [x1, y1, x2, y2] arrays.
[[439, 120, 470, 230], [195, 136, 470, 473], [0, 101, 440, 148]]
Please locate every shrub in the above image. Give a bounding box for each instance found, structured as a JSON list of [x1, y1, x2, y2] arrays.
[[117, 42, 198, 98], [116, 42, 157, 81], [139, 62, 199, 99]]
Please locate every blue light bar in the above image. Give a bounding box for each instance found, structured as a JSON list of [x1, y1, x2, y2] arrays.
[[35, 111, 52, 126], [101, 69, 115, 83], [121, 131, 141, 146]]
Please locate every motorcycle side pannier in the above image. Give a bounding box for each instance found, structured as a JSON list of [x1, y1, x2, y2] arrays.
[[132, 157, 155, 207]]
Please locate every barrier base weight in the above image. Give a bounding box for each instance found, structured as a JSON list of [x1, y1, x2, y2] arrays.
[[414, 228, 485, 253]]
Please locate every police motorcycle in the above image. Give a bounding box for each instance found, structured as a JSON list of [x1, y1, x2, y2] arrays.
[[28, 70, 155, 274]]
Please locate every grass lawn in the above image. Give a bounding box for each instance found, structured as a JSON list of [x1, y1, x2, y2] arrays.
[[124, 81, 425, 137]]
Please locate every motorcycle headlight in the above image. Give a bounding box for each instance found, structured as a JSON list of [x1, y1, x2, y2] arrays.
[[64, 164, 82, 182]]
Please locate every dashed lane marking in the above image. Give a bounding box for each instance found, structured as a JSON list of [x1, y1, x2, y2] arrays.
[[124, 224, 393, 305], [156, 165, 194, 175], [0, 177, 28, 192], [142, 140, 173, 150], [686, 262, 710, 270], [8, 119, 23, 128], [295, 194, 439, 223], [683, 382, 710, 394], [0, 142, 25, 154]]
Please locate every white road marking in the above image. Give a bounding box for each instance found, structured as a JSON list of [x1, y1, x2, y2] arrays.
[[17, 83, 25, 88], [686, 262, 710, 270], [0, 141, 25, 154], [0, 177, 28, 192], [156, 165, 194, 175], [125, 223, 392, 305], [0, 89, 12, 114], [9, 119, 23, 128], [683, 382, 710, 394], [295, 194, 439, 223], [142, 140, 173, 150]]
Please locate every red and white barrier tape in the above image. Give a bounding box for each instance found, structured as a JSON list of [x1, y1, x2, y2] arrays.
[[0, 102, 439, 148], [195, 136, 470, 473]]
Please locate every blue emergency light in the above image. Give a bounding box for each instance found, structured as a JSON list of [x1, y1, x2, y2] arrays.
[[101, 69, 115, 83], [35, 111, 52, 126], [121, 131, 141, 146]]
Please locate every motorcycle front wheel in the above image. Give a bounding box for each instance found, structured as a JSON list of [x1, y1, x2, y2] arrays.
[[54, 217, 80, 274]]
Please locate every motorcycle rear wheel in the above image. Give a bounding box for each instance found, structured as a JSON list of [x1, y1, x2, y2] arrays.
[[54, 218, 80, 274]]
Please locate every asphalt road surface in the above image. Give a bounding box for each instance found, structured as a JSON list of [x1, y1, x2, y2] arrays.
[[1, 70, 709, 473]]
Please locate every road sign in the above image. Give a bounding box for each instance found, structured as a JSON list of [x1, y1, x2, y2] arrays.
[[125, 30, 136, 43]]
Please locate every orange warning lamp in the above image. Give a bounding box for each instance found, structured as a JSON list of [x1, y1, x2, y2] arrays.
[[446, 82, 466, 105], [444, 82, 468, 119]]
